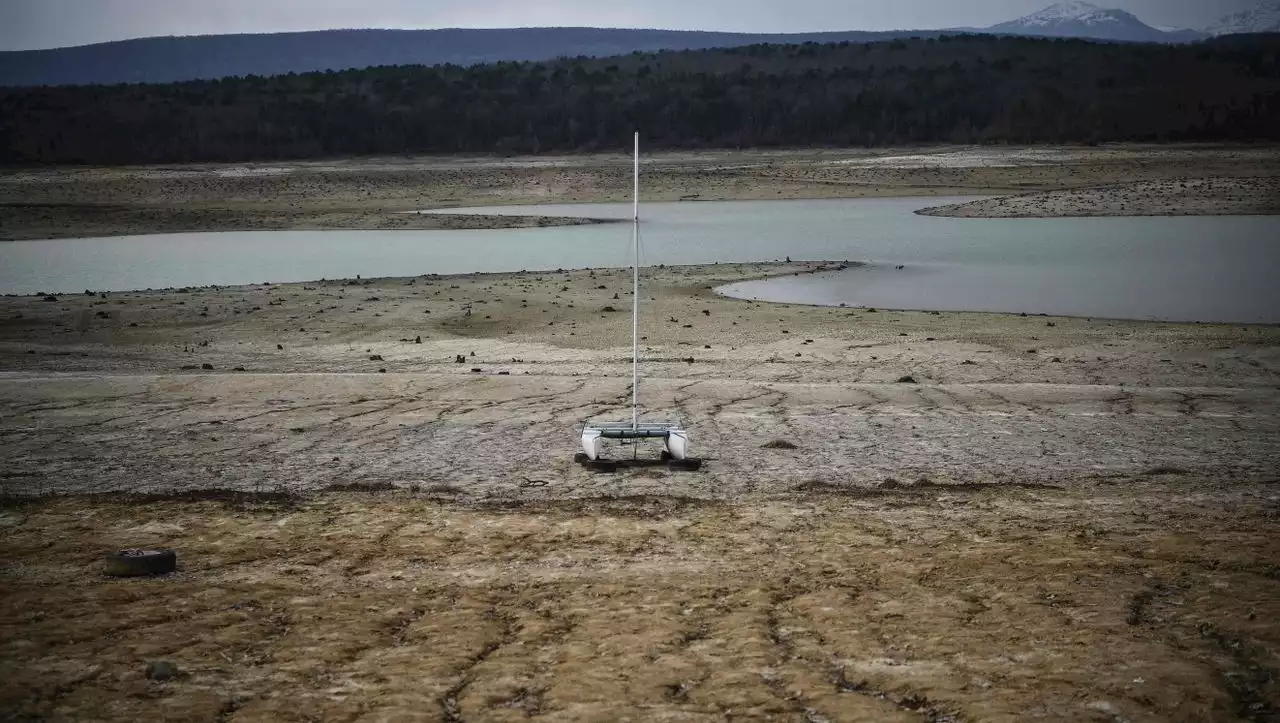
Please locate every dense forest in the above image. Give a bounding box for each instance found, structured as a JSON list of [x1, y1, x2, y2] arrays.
[[2, 33, 1278, 165]]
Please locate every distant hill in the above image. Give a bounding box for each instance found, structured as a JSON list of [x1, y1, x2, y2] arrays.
[[0, 4, 1240, 89], [987, 1, 1204, 43], [0, 27, 941, 87], [4, 34, 1277, 166]]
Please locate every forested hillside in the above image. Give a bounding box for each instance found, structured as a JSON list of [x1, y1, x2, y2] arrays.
[[3, 33, 1278, 165]]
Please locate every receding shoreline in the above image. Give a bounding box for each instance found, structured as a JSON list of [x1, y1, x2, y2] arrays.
[[3, 144, 1278, 240], [917, 176, 1280, 218]]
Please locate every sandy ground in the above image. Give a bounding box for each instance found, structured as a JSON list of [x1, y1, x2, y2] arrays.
[[2, 144, 1278, 239], [2, 262, 1279, 720]]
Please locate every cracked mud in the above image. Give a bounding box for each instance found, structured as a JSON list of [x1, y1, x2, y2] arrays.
[[1, 261, 1278, 721]]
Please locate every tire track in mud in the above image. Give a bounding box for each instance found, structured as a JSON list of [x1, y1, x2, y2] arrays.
[[762, 581, 965, 722], [1, 390, 153, 415], [1106, 389, 1137, 416], [440, 607, 519, 723], [830, 665, 962, 723], [708, 385, 784, 418], [195, 398, 399, 426], [827, 386, 893, 414], [761, 583, 812, 717], [1125, 577, 1280, 723], [973, 384, 1044, 415], [764, 577, 966, 722], [916, 385, 977, 414], [343, 518, 412, 577]]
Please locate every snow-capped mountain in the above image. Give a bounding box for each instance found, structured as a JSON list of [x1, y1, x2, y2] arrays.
[[988, 1, 1197, 43], [1205, 2, 1280, 35]]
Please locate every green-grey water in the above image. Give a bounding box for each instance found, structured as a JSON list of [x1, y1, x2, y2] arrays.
[[2, 197, 1277, 322]]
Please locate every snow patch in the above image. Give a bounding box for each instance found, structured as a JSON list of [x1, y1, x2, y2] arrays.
[[1014, 1, 1125, 27]]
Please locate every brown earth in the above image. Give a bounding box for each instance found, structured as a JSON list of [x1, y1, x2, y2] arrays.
[[1, 261, 1279, 721], [2, 144, 1278, 239]]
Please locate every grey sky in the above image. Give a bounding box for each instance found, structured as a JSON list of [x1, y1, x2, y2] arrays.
[[1, 0, 1257, 51]]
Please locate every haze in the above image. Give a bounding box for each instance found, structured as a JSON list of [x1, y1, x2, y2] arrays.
[[0, 0, 1258, 51]]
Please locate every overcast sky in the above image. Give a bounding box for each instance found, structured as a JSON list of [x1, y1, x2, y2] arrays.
[[1, 0, 1257, 51]]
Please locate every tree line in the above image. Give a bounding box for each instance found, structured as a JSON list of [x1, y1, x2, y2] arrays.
[[2, 33, 1278, 165]]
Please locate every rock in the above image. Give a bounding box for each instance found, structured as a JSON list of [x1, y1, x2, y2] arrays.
[[369, 355, 383, 361], [146, 661, 182, 681], [277, 344, 283, 350], [415, 336, 422, 344], [201, 363, 214, 370], [897, 375, 917, 384]]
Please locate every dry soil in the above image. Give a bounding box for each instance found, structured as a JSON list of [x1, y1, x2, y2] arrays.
[[2, 261, 1279, 721]]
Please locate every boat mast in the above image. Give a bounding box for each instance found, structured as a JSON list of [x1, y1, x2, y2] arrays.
[[631, 131, 640, 431]]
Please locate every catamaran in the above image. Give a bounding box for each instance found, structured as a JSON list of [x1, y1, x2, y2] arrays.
[[576, 133, 701, 473]]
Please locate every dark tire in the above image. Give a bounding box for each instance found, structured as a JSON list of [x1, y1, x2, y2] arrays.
[[585, 459, 618, 473], [104, 549, 176, 577], [660, 450, 673, 461], [667, 458, 703, 472], [573, 452, 589, 464]]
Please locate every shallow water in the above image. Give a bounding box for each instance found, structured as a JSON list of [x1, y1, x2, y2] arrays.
[[2, 197, 1277, 322]]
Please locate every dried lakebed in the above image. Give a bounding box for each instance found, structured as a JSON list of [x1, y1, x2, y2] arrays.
[[2, 262, 1278, 721]]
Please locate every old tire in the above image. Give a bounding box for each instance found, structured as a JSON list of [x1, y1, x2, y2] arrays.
[[660, 450, 673, 462], [667, 458, 703, 472], [585, 459, 618, 473], [104, 549, 177, 577], [573, 452, 589, 464]]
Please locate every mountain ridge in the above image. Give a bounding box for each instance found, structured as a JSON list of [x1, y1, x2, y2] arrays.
[[3, 3, 1277, 87], [0, 27, 938, 87], [987, 1, 1200, 43]]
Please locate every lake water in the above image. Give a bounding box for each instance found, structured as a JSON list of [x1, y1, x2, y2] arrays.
[[2, 197, 1277, 322]]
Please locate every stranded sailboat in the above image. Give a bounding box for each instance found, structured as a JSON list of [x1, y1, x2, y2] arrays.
[[576, 133, 702, 473]]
